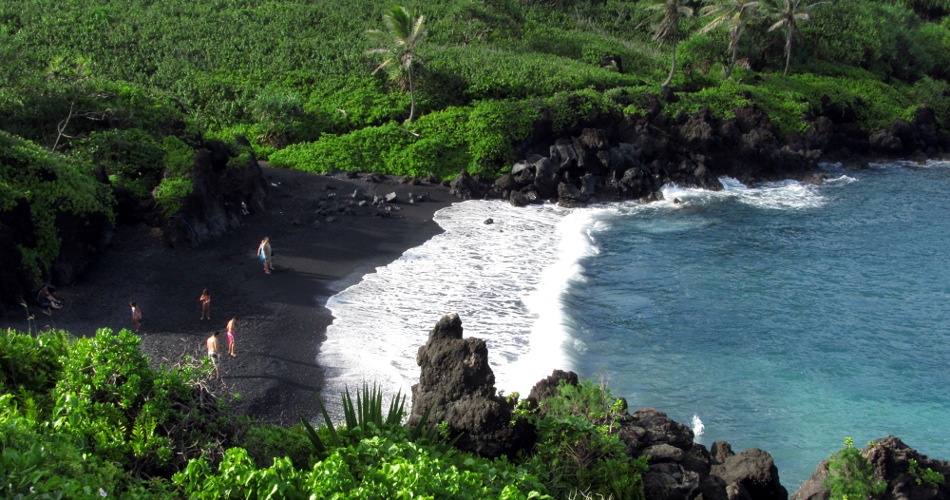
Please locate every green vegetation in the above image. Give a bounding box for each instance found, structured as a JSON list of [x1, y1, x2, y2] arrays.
[[908, 458, 946, 486], [824, 437, 887, 500], [0, 327, 655, 497], [4, 3, 950, 491], [3, 0, 950, 284], [523, 379, 649, 500]]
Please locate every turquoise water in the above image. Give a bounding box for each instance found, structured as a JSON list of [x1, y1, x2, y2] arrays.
[[568, 162, 950, 487]]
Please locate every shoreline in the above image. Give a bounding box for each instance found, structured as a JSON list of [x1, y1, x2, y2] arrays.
[[0, 167, 456, 425]]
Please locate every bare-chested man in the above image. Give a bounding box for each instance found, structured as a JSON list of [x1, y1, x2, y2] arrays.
[[206, 331, 221, 379]]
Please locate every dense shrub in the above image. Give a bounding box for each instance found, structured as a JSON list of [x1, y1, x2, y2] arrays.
[[804, 0, 931, 81], [0, 328, 233, 497], [524, 379, 648, 500], [0, 131, 114, 279], [824, 437, 887, 500]]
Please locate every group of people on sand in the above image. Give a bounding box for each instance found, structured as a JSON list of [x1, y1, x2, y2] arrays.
[[196, 289, 239, 380], [205, 316, 237, 380], [202, 237, 275, 379], [127, 292, 237, 381], [122, 236, 275, 380]]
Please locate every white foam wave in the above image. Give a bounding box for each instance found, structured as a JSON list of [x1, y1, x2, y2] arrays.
[[719, 177, 826, 210], [319, 200, 593, 406], [318, 176, 832, 411], [823, 174, 857, 186], [692, 414, 705, 438]]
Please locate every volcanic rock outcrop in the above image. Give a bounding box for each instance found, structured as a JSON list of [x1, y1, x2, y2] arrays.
[[408, 312, 534, 458], [792, 436, 950, 500], [410, 313, 789, 499]]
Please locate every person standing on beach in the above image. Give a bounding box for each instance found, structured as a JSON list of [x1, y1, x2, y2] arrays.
[[207, 331, 221, 379], [199, 288, 211, 320], [130, 301, 142, 332], [225, 316, 237, 357], [258, 236, 274, 275]]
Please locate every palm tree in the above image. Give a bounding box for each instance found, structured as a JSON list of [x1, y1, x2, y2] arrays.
[[647, 0, 695, 93], [699, 0, 760, 78], [767, 0, 826, 76], [366, 6, 427, 122]]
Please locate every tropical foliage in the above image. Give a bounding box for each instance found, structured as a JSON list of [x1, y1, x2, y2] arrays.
[[0, 326, 657, 498]]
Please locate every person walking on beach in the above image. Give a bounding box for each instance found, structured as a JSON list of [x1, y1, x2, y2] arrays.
[[130, 301, 142, 332], [225, 316, 237, 357], [207, 331, 221, 379], [258, 236, 274, 275], [199, 288, 211, 320]]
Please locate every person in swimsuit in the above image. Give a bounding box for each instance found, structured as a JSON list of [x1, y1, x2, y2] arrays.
[[225, 316, 237, 357], [258, 236, 274, 274], [206, 331, 221, 379], [130, 301, 142, 332], [199, 288, 211, 320]]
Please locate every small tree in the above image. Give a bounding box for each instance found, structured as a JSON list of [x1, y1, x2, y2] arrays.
[[699, 0, 760, 78], [767, 0, 827, 76], [366, 6, 427, 122], [647, 0, 695, 93], [824, 437, 887, 500]]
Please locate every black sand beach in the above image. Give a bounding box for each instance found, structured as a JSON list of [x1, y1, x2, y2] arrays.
[[0, 167, 456, 425]]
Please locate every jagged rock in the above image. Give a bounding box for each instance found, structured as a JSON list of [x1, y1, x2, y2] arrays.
[[792, 436, 950, 500], [164, 141, 266, 248], [870, 129, 903, 154], [525, 370, 579, 406], [532, 156, 560, 200], [494, 173, 519, 193], [408, 313, 534, 458], [711, 445, 788, 500], [550, 137, 578, 171], [449, 169, 489, 200], [645, 462, 702, 500]]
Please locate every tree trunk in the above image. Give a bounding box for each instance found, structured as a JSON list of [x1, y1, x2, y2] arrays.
[[408, 64, 416, 122], [662, 42, 678, 91], [783, 27, 793, 76]]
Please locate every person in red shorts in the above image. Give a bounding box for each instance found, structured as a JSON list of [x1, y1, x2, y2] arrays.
[[226, 316, 237, 357]]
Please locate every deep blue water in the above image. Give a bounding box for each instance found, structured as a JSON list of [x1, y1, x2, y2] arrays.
[[568, 162, 950, 487]]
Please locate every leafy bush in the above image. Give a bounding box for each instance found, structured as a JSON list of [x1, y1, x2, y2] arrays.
[[173, 383, 549, 499], [525, 379, 647, 500], [0, 131, 114, 279], [269, 121, 412, 174], [78, 128, 165, 198], [805, 0, 931, 81], [0, 398, 127, 499], [0, 328, 69, 402], [51, 328, 231, 478], [154, 177, 193, 218], [908, 458, 945, 486], [465, 98, 540, 176], [824, 437, 887, 500]]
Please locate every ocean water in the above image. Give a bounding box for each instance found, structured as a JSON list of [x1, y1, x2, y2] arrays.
[[318, 160, 950, 489]]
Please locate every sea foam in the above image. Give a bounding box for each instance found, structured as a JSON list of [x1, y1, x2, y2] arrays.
[[319, 200, 591, 409]]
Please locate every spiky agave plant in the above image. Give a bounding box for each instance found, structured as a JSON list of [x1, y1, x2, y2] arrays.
[[300, 383, 437, 458]]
